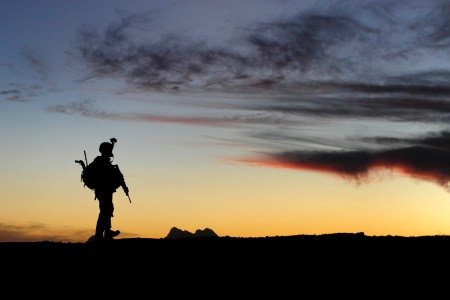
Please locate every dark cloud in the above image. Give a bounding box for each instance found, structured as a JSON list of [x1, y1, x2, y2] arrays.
[[258, 88, 450, 123], [238, 130, 450, 190], [76, 1, 450, 90], [362, 130, 450, 150]]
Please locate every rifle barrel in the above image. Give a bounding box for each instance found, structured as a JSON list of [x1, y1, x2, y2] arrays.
[[84, 150, 88, 166]]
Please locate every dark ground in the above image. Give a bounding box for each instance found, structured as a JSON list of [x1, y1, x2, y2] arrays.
[[2, 233, 450, 296]]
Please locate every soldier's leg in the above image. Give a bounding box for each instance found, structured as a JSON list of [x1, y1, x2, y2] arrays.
[[95, 215, 104, 241], [94, 192, 110, 241], [103, 193, 120, 239]]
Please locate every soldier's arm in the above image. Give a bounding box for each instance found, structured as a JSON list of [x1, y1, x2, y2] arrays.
[[121, 182, 129, 195]]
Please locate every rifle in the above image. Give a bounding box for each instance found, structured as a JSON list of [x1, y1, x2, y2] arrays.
[[124, 188, 132, 203], [75, 150, 88, 170], [115, 164, 132, 203], [75, 150, 89, 188]]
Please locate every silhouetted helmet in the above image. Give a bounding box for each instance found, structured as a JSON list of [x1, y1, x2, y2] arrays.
[[99, 142, 114, 157]]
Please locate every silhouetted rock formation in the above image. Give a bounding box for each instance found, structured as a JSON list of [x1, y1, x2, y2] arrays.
[[165, 227, 218, 239], [165, 227, 194, 239], [194, 228, 218, 238]]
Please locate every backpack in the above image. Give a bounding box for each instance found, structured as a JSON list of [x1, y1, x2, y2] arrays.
[[81, 163, 98, 190], [79, 158, 125, 191]]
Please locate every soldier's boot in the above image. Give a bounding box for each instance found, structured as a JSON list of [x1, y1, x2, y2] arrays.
[[104, 229, 120, 240]]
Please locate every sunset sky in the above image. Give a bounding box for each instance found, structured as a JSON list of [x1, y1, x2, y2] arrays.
[[3, 0, 450, 243]]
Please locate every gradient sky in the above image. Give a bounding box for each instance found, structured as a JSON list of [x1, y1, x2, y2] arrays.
[[3, 0, 450, 242]]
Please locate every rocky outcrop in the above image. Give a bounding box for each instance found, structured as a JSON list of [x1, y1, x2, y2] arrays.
[[165, 227, 219, 239]]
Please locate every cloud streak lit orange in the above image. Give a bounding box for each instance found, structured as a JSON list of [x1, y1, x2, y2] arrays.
[[236, 144, 450, 190]]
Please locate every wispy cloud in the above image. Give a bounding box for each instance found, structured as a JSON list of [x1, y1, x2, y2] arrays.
[[48, 99, 291, 126], [47, 99, 120, 119], [0, 220, 139, 243], [0, 83, 44, 102], [0, 88, 22, 102], [22, 46, 52, 82], [49, 0, 450, 189], [0, 221, 90, 243], [75, 1, 450, 90]]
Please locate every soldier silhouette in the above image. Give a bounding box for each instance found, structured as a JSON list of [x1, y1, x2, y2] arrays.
[[77, 138, 130, 242]]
